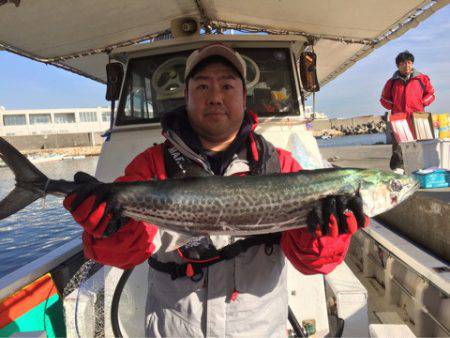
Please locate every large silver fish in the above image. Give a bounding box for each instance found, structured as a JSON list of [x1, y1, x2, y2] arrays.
[[0, 137, 418, 236]]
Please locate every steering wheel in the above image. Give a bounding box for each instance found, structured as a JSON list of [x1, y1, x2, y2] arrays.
[[151, 55, 260, 99], [151, 57, 187, 100], [242, 55, 260, 91]]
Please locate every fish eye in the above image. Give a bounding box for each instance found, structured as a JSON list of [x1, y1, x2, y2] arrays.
[[390, 179, 403, 192]]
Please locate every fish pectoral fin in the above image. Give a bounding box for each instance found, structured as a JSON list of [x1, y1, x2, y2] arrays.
[[161, 230, 192, 252]]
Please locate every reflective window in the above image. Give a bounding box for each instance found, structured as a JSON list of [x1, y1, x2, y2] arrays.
[[79, 111, 97, 122], [241, 48, 299, 117], [117, 47, 299, 125], [29, 114, 51, 125], [118, 51, 189, 125], [3, 114, 26, 126], [54, 113, 76, 124]]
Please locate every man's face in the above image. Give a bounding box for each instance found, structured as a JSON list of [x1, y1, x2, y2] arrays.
[[397, 60, 414, 76], [185, 62, 247, 147]]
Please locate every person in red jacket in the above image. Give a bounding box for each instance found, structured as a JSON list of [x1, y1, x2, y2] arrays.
[[64, 43, 368, 337], [380, 50, 435, 172]]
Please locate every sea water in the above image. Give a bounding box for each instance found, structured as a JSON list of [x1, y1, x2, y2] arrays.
[[0, 157, 98, 277], [316, 133, 386, 148]]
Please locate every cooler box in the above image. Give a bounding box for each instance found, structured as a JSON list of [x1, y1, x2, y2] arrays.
[[413, 168, 450, 189], [400, 140, 439, 174], [400, 140, 450, 174]]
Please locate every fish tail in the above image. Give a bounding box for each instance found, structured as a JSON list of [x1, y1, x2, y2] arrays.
[[0, 137, 48, 220]]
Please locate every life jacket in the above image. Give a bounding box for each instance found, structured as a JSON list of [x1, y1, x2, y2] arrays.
[[147, 132, 283, 281]]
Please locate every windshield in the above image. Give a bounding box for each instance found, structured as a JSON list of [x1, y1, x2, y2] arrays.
[[116, 47, 300, 125]]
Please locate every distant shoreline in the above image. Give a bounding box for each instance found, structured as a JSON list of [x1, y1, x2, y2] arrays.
[[16, 130, 388, 157], [22, 145, 102, 157]]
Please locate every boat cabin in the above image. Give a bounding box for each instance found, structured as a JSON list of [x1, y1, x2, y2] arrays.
[[97, 34, 322, 182]]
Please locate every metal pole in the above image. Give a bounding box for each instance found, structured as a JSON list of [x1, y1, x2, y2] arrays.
[[312, 92, 316, 118]]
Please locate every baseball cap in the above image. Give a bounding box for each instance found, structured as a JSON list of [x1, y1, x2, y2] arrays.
[[184, 43, 247, 80]]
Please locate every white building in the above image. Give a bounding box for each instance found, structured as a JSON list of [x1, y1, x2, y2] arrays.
[[0, 107, 111, 136], [303, 105, 328, 120], [0, 105, 327, 137]]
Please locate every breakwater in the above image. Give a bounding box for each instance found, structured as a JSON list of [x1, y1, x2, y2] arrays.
[[2, 132, 104, 151], [311, 115, 386, 138]]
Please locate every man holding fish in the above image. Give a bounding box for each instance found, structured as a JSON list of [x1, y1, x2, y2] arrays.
[[0, 40, 418, 336], [0, 42, 418, 336], [64, 44, 369, 336]]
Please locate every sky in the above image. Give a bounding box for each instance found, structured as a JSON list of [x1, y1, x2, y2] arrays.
[[0, 5, 448, 119], [315, 5, 450, 118]]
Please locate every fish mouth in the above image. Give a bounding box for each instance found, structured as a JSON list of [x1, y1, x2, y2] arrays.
[[398, 180, 420, 203], [408, 179, 421, 193]]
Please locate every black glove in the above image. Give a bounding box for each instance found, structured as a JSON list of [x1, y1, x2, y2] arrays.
[[306, 195, 367, 236], [66, 172, 128, 237]]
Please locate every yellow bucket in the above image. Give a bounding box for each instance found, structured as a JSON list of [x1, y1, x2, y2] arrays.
[[437, 113, 448, 127], [437, 113, 449, 139], [439, 128, 450, 139]]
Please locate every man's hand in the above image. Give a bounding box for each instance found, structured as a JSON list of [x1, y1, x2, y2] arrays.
[[306, 195, 369, 237], [63, 172, 128, 237]]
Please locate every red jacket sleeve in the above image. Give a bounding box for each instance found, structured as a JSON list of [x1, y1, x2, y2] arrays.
[[421, 75, 435, 107], [380, 79, 394, 110], [276, 147, 354, 275], [65, 145, 166, 269]]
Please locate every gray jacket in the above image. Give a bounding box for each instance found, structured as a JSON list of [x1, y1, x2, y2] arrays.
[[145, 133, 288, 337], [146, 238, 288, 337]]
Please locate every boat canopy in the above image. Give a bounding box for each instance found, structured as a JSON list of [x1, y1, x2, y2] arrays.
[[0, 0, 447, 86]]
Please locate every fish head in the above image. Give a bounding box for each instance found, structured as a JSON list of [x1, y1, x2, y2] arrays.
[[358, 170, 419, 217]]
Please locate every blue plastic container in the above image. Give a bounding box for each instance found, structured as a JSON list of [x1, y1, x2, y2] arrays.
[[413, 169, 450, 189]]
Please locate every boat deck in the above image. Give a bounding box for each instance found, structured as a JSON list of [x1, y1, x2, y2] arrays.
[[320, 144, 392, 171], [320, 143, 449, 335], [320, 144, 450, 198]]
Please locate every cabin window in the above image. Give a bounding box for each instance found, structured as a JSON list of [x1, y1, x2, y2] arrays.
[[241, 48, 299, 117], [54, 113, 76, 123], [3, 114, 26, 126], [79, 111, 98, 122], [117, 50, 190, 125], [116, 47, 299, 126], [29, 114, 52, 125]]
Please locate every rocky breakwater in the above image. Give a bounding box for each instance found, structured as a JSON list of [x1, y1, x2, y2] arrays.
[[312, 128, 344, 138], [311, 115, 386, 138], [337, 120, 386, 136]]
